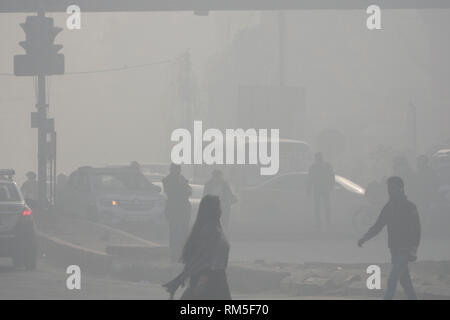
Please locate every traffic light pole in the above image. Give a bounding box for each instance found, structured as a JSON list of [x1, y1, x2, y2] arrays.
[[13, 7, 63, 209], [36, 7, 48, 208], [37, 73, 47, 208]]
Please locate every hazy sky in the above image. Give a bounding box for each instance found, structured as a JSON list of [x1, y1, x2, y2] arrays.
[[1, 9, 450, 184]]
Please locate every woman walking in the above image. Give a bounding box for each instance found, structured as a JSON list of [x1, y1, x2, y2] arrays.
[[163, 195, 231, 300]]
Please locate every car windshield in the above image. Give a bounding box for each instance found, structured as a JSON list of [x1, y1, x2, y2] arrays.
[[91, 173, 152, 191], [0, 183, 21, 202]]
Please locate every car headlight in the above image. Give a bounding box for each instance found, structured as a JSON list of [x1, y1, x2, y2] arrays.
[[99, 199, 118, 207]]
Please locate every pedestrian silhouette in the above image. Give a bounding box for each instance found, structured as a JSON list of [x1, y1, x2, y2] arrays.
[[203, 169, 237, 232], [358, 176, 421, 300], [21, 171, 38, 209], [307, 152, 335, 227], [162, 195, 231, 300], [163, 163, 192, 263]]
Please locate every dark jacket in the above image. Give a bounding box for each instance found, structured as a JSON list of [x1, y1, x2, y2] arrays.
[[362, 194, 421, 250], [162, 173, 192, 220]]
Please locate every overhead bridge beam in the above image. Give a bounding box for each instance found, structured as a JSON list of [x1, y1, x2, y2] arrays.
[[1, 0, 450, 13]]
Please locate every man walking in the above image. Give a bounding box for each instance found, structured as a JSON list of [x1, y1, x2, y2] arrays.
[[358, 176, 421, 300]]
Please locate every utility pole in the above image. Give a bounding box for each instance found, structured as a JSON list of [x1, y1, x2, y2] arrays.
[[37, 69, 47, 205], [36, 6, 47, 206]]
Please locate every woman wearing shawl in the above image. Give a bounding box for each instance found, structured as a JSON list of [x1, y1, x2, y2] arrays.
[[162, 195, 231, 300]]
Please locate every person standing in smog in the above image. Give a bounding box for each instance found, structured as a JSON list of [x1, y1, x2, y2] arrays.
[[21, 171, 38, 209], [307, 152, 335, 228], [163, 195, 231, 300], [203, 169, 237, 232], [358, 176, 421, 300], [163, 163, 192, 263]]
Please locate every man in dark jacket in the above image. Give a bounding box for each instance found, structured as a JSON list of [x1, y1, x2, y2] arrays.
[[358, 176, 421, 300], [163, 163, 192, 263]]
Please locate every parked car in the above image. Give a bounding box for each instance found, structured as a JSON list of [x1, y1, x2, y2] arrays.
[[0, 169, 37, 270], [58, 166, 165, 224], [237, 172, 365, 234]]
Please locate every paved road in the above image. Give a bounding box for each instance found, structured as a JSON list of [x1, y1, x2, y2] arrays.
[[3, 213, 442, 300], [0, 258, 166, 300], [0, 258, 374, 300]]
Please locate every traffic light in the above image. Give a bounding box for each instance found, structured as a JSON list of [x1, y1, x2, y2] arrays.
[[14, 15, 64, 76]]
